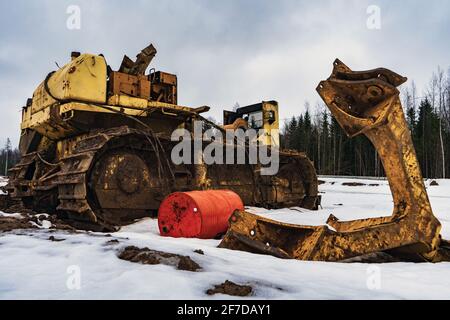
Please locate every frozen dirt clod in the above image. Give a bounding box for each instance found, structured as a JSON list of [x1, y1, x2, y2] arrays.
[[430, 180, 439, 186], [118, 246, 201, 271], [105, 239, 120, 245], [206, 280, 253, 297], [48, 235, 65, 242], [178, 256, 202, 271], [0, 216, 36, 232], [0, 212, 75, 233], [194, 249, 204, 255], [0, 193, 75, 232], [342, 182, 367, 186]]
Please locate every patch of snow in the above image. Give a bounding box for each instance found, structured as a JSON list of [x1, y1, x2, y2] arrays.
[[1, 176, 450, 299], [0, 212, 23, 219], [0, 177, 8, 195], [30, 220, 52, 229]]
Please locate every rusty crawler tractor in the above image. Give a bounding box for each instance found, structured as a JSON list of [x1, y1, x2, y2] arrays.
[[219, 60, 450, 263], [5, 44, 319, 231]]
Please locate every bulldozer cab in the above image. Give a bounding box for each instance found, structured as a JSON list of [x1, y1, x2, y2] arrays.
[[223, 101, 280, 147]]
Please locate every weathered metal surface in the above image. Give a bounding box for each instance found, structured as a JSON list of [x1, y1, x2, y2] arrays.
[[149, 71, 178, 105], [119, 43, 157, 76], [109, 72, 151, 99], [219, 59, 450, 262]]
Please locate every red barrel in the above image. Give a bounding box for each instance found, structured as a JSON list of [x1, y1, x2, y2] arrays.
[[158, 190, 244, 239]]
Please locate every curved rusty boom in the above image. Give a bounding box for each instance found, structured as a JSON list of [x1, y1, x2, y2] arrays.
[[219, 60, 450, 262]]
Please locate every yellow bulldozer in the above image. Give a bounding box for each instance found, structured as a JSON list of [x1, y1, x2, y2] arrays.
[[5, 44, 319, 231]]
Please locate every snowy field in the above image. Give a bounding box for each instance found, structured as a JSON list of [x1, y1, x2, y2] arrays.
[[1, 177, 450, 300]]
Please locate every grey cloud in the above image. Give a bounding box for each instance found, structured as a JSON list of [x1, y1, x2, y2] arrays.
[[0, 0, 449, 147]]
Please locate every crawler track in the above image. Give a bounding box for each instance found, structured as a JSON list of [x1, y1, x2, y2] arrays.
[[7, 126, 319, 231]]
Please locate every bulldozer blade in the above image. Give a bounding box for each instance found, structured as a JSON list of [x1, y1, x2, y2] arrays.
[[219, 59, 450, 262]]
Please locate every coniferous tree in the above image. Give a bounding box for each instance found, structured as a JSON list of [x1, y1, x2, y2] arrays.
[[280, 67, 450, 178], [0, 138, 20, 176]]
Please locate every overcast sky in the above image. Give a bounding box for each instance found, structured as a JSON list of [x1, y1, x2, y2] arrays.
[[1, 0, 449, 147]]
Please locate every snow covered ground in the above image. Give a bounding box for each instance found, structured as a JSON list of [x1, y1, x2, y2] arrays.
[[1, 177, 450, 300]]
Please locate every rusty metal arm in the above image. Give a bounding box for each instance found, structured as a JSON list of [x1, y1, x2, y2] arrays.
[[219, 60, 445, 262], [317, 60, 430, 232]]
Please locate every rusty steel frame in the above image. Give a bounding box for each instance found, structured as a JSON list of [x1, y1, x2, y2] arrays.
[[219, 60, 450, 262]]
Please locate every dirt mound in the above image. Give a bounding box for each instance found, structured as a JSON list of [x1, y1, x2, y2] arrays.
[[105, 239, 120, 245], [206, 280, 253, 297], [0, 215, 36, 232], [342, 182, 380, 187], [0, 194, 75, 232], [0, 212, 75, 232], [48, 235, 65, 242], [118, 246, 201, 271]]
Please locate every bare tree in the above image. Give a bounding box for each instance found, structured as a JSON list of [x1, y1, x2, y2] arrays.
[[437, 67, 446, 178]]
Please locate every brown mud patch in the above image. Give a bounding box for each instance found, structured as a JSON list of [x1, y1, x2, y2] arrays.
[[342, 182, 380, 187], [206, 280, 253, 297], [0, 194, 75, 232], [342, 182, 366, 186], [105, 239, 120, 245], [118, 246, 201, 271], [48, 235, 65, 242], [0, 215, 35, 232], [0, 212, 75, 233]]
